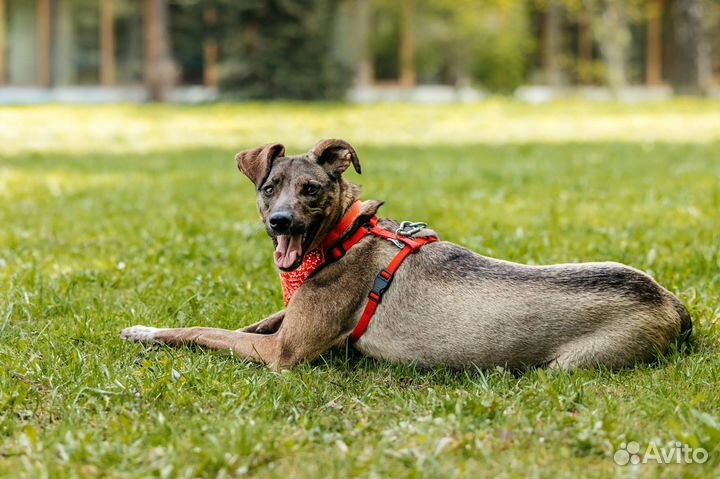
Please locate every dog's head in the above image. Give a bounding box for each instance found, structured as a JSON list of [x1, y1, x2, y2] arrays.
[[235, 139, 362, 272]]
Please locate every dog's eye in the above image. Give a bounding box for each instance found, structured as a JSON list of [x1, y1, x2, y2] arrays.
[[304, 184, 319, 196], [262, 185, 274, 196]]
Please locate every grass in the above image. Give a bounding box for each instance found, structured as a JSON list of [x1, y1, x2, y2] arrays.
[[0, 100, 719, 478]]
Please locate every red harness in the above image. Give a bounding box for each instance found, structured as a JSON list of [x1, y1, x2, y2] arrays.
[[279, 201, 437, 342]]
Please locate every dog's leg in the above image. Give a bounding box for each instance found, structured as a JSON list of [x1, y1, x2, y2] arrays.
[[547, 331, 664, 370], [121, 310, 285, 348], [121, 306, 347, 370], [121, 325, 280, 365], [237, 310, 285, 334]]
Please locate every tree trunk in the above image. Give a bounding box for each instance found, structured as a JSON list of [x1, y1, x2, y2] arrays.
[[399, 0, 415, 88], [352, 0, 373, 86], [100, 0, 116, 86], [203, 6, 218, 88], [542, 0, 563, 87], [0, 0, 6, 85], [592, 0, 630, 94], [666, 0, 711, 95], [645, 0, 663, 85], [144, 0, 175, 101], [37, 0, 51, 87], [577, 9, 593, 84], [54, 0, 74, 85]]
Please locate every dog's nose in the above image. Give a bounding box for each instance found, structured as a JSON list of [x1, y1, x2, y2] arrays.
[[269, 212, 292, 233]]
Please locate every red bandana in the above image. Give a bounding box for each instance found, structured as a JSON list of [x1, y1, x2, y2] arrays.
[[280, 248, 325, 305], [279, 201, 363, 305]]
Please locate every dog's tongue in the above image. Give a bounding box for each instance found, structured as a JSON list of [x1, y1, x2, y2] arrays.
[[274, 235, 302, 269]]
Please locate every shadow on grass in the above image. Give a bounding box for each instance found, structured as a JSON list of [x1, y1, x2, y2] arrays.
[[121, 331, 700, 392]]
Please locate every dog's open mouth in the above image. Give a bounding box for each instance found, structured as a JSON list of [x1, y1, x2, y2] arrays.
[[274, 235, 303, 270], [273, 226, 319, 272]]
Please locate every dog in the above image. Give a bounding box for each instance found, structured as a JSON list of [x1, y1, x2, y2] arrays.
[[121, 139, 692, 371]]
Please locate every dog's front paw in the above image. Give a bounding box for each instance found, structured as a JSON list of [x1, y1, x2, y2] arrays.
[[120, 325, 161, 344]]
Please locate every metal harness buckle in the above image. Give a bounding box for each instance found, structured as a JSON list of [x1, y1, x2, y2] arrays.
[[387, 221, 427, 248], [396, 221, 427, 238]]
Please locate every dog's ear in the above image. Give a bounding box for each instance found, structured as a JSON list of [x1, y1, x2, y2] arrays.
[[235, 143, 285, 188], [308, 139, 361, 178]]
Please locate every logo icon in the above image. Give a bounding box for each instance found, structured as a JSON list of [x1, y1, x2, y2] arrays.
[[613, 441, 708, 466], [614, 441, 642, 466]]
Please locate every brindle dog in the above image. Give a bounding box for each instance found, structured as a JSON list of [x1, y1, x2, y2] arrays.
[[121, 139, 692, 371]]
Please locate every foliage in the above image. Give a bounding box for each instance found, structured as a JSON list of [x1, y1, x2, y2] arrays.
[[465, 1, 535, 92], [368, 0, 401, 81], [1, 103, 719, 477], [159, 0, 720, 94], [371, 0, 534, 91], [170, 0, 353, 99]]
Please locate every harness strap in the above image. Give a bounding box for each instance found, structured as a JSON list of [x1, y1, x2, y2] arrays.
[[321, 201, 364, 249], [325, 216, 378, 262], [315, 212, 437, 343], [347, 224, 437, 343]]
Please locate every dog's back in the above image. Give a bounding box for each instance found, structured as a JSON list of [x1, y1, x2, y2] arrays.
[[353, 233, 691, 370]]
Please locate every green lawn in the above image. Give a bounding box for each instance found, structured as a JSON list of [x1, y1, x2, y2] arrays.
[[0, 101, 719, 478]]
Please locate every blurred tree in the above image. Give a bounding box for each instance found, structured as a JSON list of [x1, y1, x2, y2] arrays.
[[399, 0, 416, 88], [145, 0, 176, 101], [541, 0, 564, 87], [350, 0, 373, 86], [645, 0, 663, 85], [100, 0, 115, 86], [560, 0, 645, 92], [407, 0, 533, 91], [665, 0, 712, 94], [169, 0, 204, 85], [586, 0, 632, 92], [153, 0, 717, 97], [467, 1, 534, 92], [215, 0, 352, 100], [203, 6, 218, 87], [370, 0, 400, 81], [0, 0, 5, 85], [576, 6, 594, 84]]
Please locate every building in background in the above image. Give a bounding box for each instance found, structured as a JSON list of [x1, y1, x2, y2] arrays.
[[0, 0, 717, 103]]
